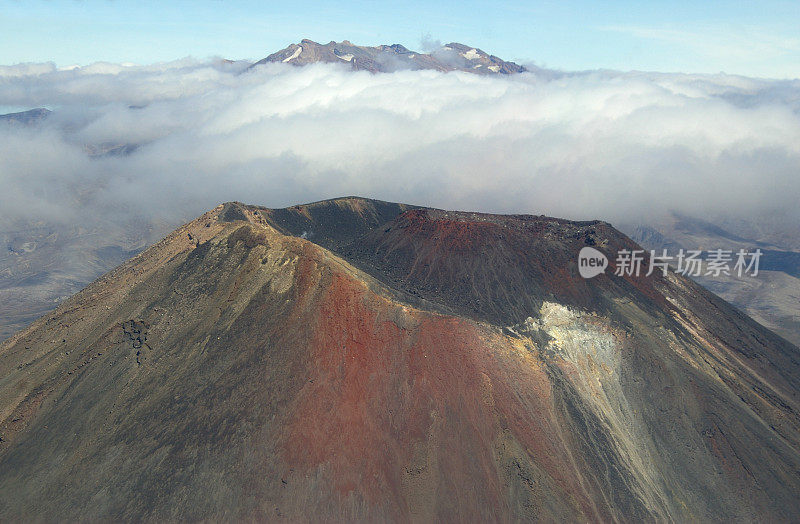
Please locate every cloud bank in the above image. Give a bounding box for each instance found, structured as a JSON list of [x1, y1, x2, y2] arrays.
[[1, 58, 799, 233]]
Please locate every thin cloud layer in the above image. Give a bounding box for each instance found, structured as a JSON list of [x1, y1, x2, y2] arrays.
[[1, 59, 799, 232]]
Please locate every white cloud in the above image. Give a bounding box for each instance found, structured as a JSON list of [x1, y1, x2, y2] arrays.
[[1, 59, 799, 236]]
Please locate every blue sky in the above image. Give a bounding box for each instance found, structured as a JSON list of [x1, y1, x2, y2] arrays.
[[1, 0, 799, 78]]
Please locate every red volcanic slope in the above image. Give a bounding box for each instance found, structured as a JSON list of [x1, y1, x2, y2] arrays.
[[0, 198, 798, 521]]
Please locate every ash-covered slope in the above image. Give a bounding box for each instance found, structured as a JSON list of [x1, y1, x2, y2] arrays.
[[251, 39, 528, 74], [625, 213, 800, 347], [1, 198, 799, 521]]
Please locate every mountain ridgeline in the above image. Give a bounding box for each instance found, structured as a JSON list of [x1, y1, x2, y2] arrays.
[[0, 197, 799, 521], [251, 39, 529, 74]]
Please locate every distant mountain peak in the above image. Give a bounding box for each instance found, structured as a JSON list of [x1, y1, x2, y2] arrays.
[[0, 107, 51, 125], [250, 39, 528, 75]]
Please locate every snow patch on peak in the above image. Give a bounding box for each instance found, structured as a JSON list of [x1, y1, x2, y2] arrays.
[[462, 48, 480, 60], [283, 46, 303, 63]]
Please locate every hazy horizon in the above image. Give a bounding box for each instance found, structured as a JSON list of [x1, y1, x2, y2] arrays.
[[2, 0, 799, 79]]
